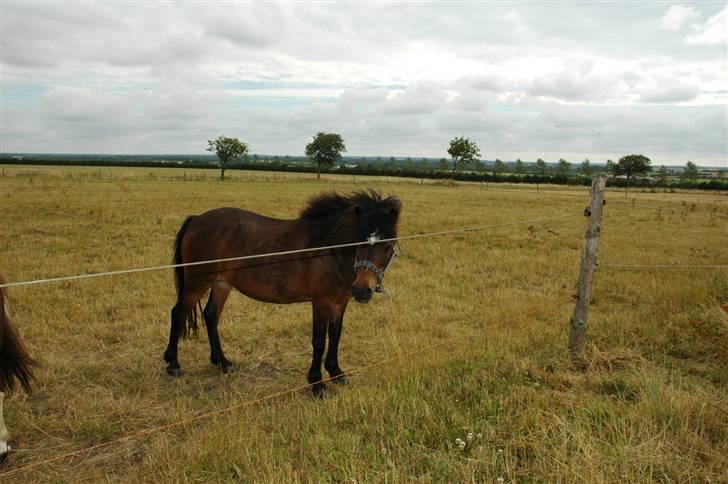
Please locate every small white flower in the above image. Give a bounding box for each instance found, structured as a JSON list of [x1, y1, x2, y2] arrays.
[[477, 433, 483, 439], [458, 441, 466, 450], [497, 478, 504, 483], [466, 432, 474, 442], [497, 448, 504, 454]]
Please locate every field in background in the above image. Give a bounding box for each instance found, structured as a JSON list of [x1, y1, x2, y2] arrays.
[[1, 165, 726, 482]]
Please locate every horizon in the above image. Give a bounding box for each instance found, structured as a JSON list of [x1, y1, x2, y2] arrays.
[[1, 3, 726, 167], [2, 151, 724, 169]]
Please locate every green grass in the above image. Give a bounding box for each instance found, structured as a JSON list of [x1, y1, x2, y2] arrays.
[[0, 165, 726, 482]]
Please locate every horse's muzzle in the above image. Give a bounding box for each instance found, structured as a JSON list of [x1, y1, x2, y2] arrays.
[[352, 285, 373, 303]]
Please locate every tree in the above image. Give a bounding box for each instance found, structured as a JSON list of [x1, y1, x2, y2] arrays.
[[404, 157, 416, 172], [535, 158, 547, 176], [439, 158, 450, 171], [683, 161, 699, 182], [656, 165, 668, 187], [206, 136, 248, 181], [419, 158, 429, 172], [557, 158, 572, 177], [515, 158, 525, 175], [606, 159, 615, 175], [305, 132, 346, 179], [493, 159, 506, 177], [580, 158, 593, 177], [614, 154, 651, 193], [387, 156, 398, 172], [447, 136, 481, 177]]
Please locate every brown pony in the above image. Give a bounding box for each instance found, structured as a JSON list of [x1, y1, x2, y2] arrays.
[[0, 273, 35, 462], [165, 190, 401, 396]]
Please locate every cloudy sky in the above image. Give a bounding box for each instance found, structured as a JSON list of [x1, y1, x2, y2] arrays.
[[1, 2, 726, 166]]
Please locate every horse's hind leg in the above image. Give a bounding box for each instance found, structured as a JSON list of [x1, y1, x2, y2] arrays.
[[202, 281, 233, 373], [164, 286, 208, 377], [0, 392, 9, 462]]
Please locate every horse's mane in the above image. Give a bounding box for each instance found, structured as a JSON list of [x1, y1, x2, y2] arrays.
[[300, 190, 401, 245]]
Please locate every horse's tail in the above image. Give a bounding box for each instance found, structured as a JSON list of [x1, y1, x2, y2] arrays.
[[0, 281, 35, 394], [172, 215, 199, 337]]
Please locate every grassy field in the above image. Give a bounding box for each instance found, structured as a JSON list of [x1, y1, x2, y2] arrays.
[[0, 165, 726, 482]]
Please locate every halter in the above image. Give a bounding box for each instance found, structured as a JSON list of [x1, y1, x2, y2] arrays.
[[353, 231, 398, 297]]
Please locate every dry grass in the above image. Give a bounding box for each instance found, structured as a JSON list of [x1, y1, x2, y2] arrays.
[[0, 165, 726, 482]]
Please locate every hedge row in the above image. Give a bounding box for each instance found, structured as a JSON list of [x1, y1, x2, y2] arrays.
[[1, 157, 725, 191]]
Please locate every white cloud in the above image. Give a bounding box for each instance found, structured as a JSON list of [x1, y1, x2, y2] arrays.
[[686, 6, 728, 45], [660, 5, 701, 31], [1, 2, 726, 165], [639, 79, 702, 103]]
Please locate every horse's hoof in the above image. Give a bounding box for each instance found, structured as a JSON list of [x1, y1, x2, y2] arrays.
[[331, 373, 348, 385], [0, 442, 11, 464], [312, 384, 326, 399], [166, 367, 183, 377], [221, 364, 236, 374]]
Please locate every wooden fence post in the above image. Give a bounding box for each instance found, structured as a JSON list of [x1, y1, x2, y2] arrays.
[[569, 175, 606, 366]]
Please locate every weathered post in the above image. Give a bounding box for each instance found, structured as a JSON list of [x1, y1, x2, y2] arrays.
[[569, 175, 606, 366]]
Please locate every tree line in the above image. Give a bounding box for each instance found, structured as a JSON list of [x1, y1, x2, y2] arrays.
[[205, 134, 725, 190]]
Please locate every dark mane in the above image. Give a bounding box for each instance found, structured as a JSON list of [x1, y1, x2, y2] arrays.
[[300, 190, 401, 245]]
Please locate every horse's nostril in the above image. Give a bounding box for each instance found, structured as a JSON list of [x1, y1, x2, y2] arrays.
[[352, 286, 373, 302]]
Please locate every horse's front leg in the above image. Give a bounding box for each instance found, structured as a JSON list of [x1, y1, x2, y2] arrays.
[[325, 301, 349, 385], [308, 301, 331, 398], [0, 392, 9, 462]]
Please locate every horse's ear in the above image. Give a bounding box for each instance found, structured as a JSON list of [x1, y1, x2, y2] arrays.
[[387, 196, 401, 217]]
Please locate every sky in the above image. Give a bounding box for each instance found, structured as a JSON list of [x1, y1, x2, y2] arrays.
[[1, 2, 726, 166]]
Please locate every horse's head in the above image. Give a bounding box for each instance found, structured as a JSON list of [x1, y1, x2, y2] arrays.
[[351, 194, 401, 303]]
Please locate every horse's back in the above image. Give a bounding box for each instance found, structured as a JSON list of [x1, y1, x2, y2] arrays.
[[184, 207, 301, 256]]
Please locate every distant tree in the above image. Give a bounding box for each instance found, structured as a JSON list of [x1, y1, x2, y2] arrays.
[[273, 155, 280, 163], [206, 135, 248, 181], [493, 159, 506, 177], [252, 154, 259, 163], [606, 159, 615, 175], [439, 158, 450, 171], [514, 158, 525, 175], [375, 157, 385, 171], [387, 156, 398, 172], [404, 157, 416, 172], [305, 132, 346, 180], [447, 136, 481, 177], [557, 158, 572, 177], [580, 158, 593, 177], [683, 160, 699, 182], [614, 154, 651, 193], [656, 165, 669, 187], [535, 158, 548, 176]]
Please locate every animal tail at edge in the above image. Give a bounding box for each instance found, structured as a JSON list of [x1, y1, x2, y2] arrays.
[[0, 281, 35, 394]]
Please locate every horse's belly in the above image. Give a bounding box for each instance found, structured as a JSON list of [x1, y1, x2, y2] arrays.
[[225, 268, 312, 304]]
